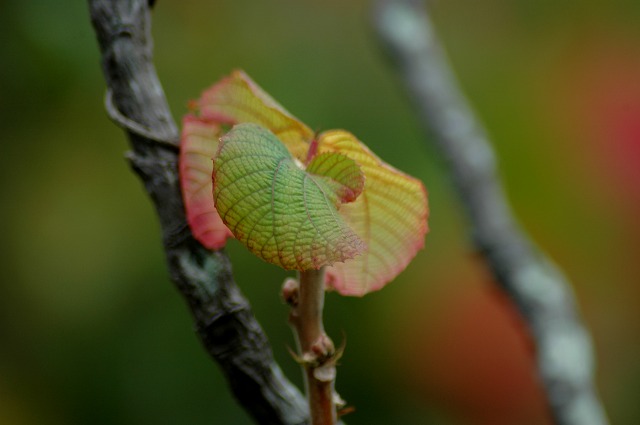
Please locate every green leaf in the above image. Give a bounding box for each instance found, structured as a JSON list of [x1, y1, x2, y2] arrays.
[[213, 123, 366, 270]]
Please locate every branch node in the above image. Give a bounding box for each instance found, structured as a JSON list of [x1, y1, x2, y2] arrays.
[[105, 89, 180, 148]]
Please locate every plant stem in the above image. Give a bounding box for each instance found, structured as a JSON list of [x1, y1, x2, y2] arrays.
[[285, 268, 338, 425]]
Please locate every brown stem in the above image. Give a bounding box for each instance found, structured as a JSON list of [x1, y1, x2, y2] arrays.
[[284, 268, 338, 425]]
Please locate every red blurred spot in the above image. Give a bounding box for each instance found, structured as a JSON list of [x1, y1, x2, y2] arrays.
[[549, 35, 640, 210]]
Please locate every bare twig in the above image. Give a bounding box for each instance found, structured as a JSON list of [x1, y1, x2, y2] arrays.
[[374, 1, 609, 424], [283, 270, 340, 425], [88, 1, 308, 423]]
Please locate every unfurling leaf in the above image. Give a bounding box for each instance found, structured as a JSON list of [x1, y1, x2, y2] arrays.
[[213, 123, 366, 271], [318, 131, 429, 296]]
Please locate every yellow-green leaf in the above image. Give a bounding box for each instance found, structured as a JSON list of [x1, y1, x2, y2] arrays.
[[318, 130, 429, 296]]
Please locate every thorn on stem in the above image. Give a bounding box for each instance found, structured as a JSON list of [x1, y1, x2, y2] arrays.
[[337, 406, 356, 418], [286, 345, 305, 364], [333, 392, 346, 410], [311, 333, 335, 359]]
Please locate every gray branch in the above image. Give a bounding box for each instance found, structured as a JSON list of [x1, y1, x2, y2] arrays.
[[374, 1, 608, 424], [88, 1, 309, 423]]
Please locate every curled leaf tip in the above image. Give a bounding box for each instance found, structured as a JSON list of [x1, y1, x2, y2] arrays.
[[306, 152, 365, 205]]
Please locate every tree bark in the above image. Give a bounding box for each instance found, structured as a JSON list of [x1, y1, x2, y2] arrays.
[[88, 1, 308, 423], [374, 1, 609, 424]]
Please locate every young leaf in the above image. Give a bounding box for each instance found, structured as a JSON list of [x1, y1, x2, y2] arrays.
[[179, 115, 232, 249], [318, 130, 429, 296], [180, 70, 429, 296], [213, 123, 366, 271], [198, 69, 314, 161]]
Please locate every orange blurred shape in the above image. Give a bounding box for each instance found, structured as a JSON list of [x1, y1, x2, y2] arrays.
[[395, 270, 551, 425]]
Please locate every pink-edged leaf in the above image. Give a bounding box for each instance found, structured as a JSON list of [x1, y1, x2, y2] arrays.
[[318, 130, 429, 296], [198, 69, 314, 161], [179, 115, 232, 249]]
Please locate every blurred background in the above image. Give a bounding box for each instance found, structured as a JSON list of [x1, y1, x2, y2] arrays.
[[1, 0, 639, 424]]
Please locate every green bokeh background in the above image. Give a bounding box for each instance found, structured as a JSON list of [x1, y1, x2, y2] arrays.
[[2, 1, 639, 424]]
